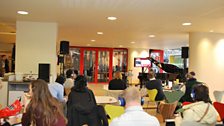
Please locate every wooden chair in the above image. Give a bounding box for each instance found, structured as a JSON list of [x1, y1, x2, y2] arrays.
[[159, 101, 178, 122]]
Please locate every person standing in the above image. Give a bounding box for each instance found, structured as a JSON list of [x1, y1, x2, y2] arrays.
[[64, 69, 74, 96], [2, 55, 9, 73], [110, 86, 160, 126]]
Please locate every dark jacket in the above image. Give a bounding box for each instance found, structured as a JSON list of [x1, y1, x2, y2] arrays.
[[146, 79, 165, 101], [180, 78, 198, 102], [108, 79, 126, 90], [67, 87, 107, 126]]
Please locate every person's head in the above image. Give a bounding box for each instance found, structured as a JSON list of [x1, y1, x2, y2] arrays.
[[27, 79, 66, 125], [66, 69, 74, 78], [73, 69, 79, 79], [149, 69, 155, 79], [191, 84, 210, 103], [55, 75, 65, 85], [186, 71, 196, 80], [114, 71, 122, 79], [74, 75, 87, 91], [123, 86, 141, 107]]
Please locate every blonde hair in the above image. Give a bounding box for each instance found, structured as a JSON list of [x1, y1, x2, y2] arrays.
[[123, 86, 141, 103], [114, 71, 122, 79]]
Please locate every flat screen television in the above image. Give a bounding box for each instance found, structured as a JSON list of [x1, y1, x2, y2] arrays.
[[134, 58, 151, 67]]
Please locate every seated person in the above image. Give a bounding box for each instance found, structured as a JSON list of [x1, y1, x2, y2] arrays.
[[22, 79, 66, 126], [145, 70, 165, 101], [180, 71, 200, 103], [110, 86, 160, 126], [180, 84, 218, 126], [108, 71, 127, 90], [67, 75, 104, 126], [48, 75, 66, 102]]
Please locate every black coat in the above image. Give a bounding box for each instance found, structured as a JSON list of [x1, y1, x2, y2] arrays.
[[108, 79, 127, 90], [67, 88, 108, 126], [146, 79, 165, 101]]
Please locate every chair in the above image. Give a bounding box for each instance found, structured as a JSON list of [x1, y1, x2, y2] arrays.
[[164, 90, 184, 103], [213, 91, 224, 102], [144, 89, 158, 109], [213, 102, 224, 124], [104, 104, 124, 123], [159, 101, 178, 122]]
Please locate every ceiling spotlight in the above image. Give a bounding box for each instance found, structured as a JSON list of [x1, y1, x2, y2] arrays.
[[87, 44, 91, 46], [148, 35, 155, 38], [209, 30, 214, 32], [91, 39, 96, 42], [107, 16, 117, 21], [17, 11, 29, 15], [97, 32, 103, 35], [182, 22, 192, 26], [131, 41, 135, 44], [119, 45, 123, 47]]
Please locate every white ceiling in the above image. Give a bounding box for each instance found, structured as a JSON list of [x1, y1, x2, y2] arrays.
[[0, 0, 224, 49]]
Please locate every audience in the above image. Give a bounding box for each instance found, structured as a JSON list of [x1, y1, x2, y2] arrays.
[[110, 86, 160, 126], [64, 69, 75, 96], [22, 79, 66, 126], [48, 75, 66, 102], [145, 70, 165, 101], [180, 71, 199, 102], [67, 75, 104, 126], [180, 84, 218, 126], [108, 71, 127, 90]]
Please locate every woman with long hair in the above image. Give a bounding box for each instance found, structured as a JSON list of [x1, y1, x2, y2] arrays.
[[22, 79, 67, 126]]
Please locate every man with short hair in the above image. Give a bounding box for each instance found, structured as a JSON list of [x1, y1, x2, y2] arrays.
[[110, 86, 160, 126]]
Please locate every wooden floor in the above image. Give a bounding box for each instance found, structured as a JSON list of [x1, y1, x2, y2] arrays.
[[88, 84, 166, 126]]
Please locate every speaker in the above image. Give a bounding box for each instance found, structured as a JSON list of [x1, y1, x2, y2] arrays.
[[60, 41, 69, 55], [38, 63, 50, 82], [181, 47, 189, 58]]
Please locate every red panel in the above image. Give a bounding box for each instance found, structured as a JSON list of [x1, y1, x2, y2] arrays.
[[80, 48, 84, 75], [109, 48, 113, 81]]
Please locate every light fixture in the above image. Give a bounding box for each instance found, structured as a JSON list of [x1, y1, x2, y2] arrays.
[[119, 45, 123, 47], [182, 22, 192, 26], [209, 30, 214, 32], [131, 41, 135, 44], [107, 16, 117, 21], [148, 35, 155, 38], [91, 39, 96, 42], [17, 11, 29, 15], [97, 32, 103, 35], [87, 44, 91, 46]]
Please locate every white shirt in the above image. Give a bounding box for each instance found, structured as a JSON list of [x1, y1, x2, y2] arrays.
[[110, 106, 160, 126]]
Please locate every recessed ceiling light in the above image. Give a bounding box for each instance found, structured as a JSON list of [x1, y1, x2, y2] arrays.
[[119, 45, 123, 47], [87, 44, 91, 46], [209, 30, 214, 32], [97, 32, 103, 35], [17, 11, 29, 15], [182, 22, 192, 26], [91, 39, 96, 42], [107, 16, 117, 20], [148, 35, 155, 38], [131, 41, 135, 44]]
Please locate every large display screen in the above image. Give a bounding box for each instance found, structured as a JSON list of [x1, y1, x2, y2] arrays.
[[134, 58, 151, 67]]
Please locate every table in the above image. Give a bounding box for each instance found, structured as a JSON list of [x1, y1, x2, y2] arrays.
[[95, 96, 117, 104]]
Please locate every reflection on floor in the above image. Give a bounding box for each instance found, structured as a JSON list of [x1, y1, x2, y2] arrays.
[[88, 84, 166, 126]]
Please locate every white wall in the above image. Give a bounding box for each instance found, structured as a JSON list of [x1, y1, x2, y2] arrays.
[[128, 48, 150, 84], [189, 32, 224, 100], [15, 21, 58, 80]]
